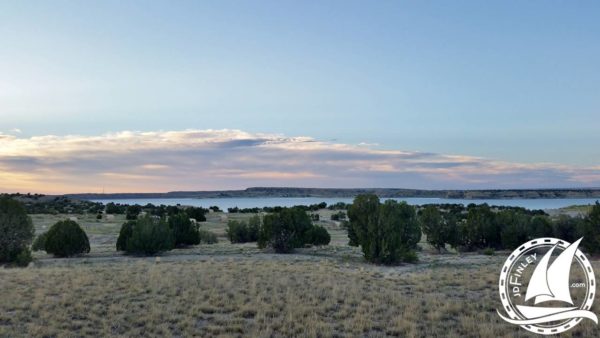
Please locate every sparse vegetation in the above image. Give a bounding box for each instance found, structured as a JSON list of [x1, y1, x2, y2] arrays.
[[482, 247, 495, 256], [2, 257, 597, 337], [330, 211, 346, 221], [1, 193, 103, 214], [198, 229, 219, 244], [1, 199, 599, 336]]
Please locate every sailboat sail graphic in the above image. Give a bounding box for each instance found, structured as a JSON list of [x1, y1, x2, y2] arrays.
[[517, 238, 582, 318], [497, 237, 598, 330]]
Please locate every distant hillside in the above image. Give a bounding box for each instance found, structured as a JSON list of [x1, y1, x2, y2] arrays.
[[1, 193, 103, 214], [65, 187, 600, 200]]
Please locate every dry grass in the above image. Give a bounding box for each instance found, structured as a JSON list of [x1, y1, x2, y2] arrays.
[[3, 212, 597, 337], [2, 257, 599, 337]]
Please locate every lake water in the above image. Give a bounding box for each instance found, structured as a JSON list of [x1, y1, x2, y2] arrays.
[[91, 197, 600, 211]]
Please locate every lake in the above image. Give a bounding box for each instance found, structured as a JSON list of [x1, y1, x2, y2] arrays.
[[91, 197, 600, 211]]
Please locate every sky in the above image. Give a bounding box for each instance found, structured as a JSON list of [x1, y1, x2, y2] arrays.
[[1, 1, 599, 193]]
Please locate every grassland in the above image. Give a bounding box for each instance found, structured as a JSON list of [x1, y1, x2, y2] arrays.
[[1, 210, 599, 337]]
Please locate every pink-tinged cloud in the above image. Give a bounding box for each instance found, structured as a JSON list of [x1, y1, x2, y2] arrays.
[[0, 129, 598, 194]]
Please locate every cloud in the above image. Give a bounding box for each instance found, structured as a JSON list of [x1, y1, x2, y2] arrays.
[[0, 129, 599, 194]]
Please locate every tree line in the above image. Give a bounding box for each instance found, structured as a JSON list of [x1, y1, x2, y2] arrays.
[[104, 202, 210, 221], [2, 194, 600, 267], [418, 202, 600, 254]]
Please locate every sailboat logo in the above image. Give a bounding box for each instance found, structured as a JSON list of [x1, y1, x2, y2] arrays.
[[497, 237, 597, 335]]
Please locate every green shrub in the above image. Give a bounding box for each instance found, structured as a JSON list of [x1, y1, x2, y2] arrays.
[[185, 206, 207, 222], [459, 204, 499, 250], [258, 207, 314, 253], [116, 220, 136, 251], [402, 250, 419, 263], [126, 205, 142, 220], [553, 215, 582, 244], [419, 205, 455, 252], [125, 215, 174, 255], [483, 247, 495, 256], [579, 201, 600, 254], [347, 195, 421, 264], [226, 220, 247, 243], [198, 229, 218, 244], [305, 225, 331, 246], [32, 232, 48, 252], [331, 211, 346, 221], [528, 215, 554, 239], [226, 216, 260, 243], [44, 220, 91, 257], [105, 202, 125, 214], [169, 212, 200, 246], [498, 210, 530, 249], [15, 248, 33, 267], [0, 197, 35, 264]]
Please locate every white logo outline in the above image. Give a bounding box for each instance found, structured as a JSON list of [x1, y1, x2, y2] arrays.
[[497, 237, 597, 335]]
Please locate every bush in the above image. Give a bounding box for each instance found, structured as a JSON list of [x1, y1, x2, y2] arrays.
[[227, 220, 247, 243], [105, 202, 126, 214], [44, 220, 91, 257], [32, 232, 48, 252], [185, 207, 207, 222], [528, 215, 554, 239], [305, 225, 331, 246], [579, 202, 600, 254], [553, 215, 582, 244], [452, 204, 504, 251], [343, 220, 359, 247], [0, 197, 35, 264], [483, 247, 495, 256], [331, 211, 346, 221], [169, 212, 200, 246], [116, 220, 136, 251], [247, 215, 261, 240], [15, 248, 33, 267], [419, 205, 454, 251], [227, 216, 260, 243], [347, 194, 380, 255], [258, 207, 314, 253], [198, 229, 218, 244], [402, 250, 419, 263], [126, 205, 142, 220], [347, 195, 421, 264], [498, 210, 529, 249], [125, 215, 175, 255]]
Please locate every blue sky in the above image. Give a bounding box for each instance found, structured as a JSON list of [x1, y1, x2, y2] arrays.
[[1, 1, 600, 192]]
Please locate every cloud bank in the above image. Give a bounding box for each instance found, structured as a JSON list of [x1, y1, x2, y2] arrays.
[[0, 129, 598, 194]]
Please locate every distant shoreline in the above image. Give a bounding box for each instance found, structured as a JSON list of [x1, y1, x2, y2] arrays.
[[65, 187, 600, 200]]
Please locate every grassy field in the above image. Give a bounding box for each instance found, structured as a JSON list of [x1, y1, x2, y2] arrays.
[[1, 210, 599, 337]]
